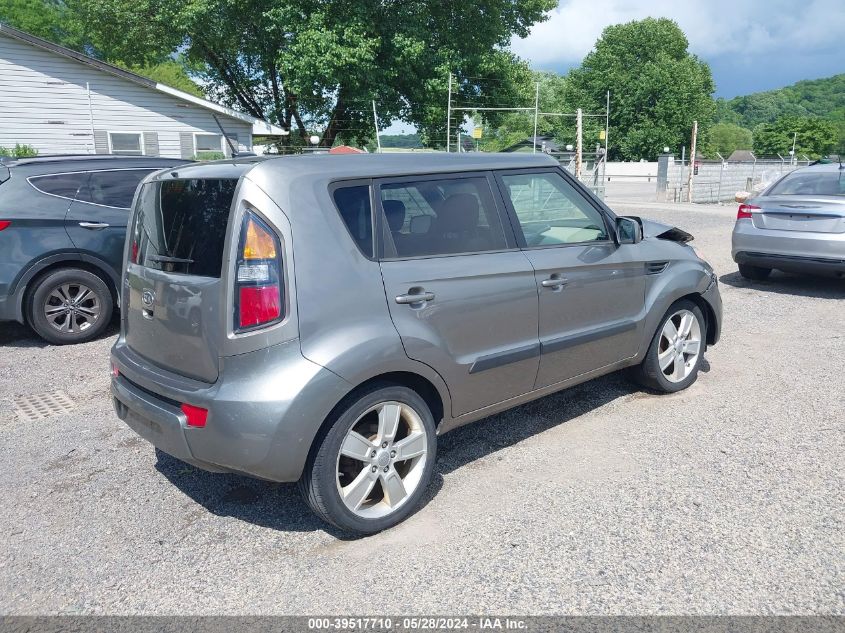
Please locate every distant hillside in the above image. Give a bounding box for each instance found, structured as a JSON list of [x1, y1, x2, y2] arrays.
[[716, 74, 845, 149]]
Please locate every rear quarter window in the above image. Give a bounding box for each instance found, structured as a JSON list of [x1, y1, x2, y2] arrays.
[[333, 184, 373, 257], [27, 172, 89, 200]]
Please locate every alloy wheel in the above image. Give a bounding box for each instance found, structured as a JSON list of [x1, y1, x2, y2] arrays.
[[43, 283, 101, 334], [336, 401, 428, 519], [657, 309, 702, 383]]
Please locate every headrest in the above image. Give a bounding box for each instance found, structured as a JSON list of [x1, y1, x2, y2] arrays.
[[382, 199, 406, 231], [436, 193, 479, 233]]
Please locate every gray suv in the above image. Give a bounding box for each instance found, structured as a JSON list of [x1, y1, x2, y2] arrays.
[[110, 153, 722, 534], [0, 155, 186, 343]]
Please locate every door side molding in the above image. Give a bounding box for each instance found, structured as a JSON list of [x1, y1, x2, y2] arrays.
[[541, 320, 636, 355], [469, 342, 541, 374]]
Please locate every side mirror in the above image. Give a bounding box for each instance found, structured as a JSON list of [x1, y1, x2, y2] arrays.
[[616, 216, 643, 245]]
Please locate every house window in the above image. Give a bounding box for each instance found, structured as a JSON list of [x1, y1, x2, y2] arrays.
[[109, 132, 143, 156], [194, 134, 224, 159]]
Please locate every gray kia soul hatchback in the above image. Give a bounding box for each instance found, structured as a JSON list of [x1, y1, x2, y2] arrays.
[[111, 153, 722, 534]]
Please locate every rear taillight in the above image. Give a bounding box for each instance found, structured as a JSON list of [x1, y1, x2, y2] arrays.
[[0, 220, 10, 231], [234, 211, 282, 331], [181, 403, 208, 428], [737, 204, 759, 219]]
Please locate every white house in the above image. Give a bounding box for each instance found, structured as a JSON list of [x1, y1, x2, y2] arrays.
[[0, 23, 285, 158]]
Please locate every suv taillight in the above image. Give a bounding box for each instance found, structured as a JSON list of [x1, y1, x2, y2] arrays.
[[737, 204, 759, 219], [235, 211, 282, 331]]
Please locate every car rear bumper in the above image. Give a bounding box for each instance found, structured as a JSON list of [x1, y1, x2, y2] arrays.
[[731, 219, 845, 264], [734, 251, 845, 276], [110, 338, 352, 482]]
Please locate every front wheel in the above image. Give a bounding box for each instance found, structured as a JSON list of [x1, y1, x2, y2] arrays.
[[629, 299, 706, 393], [299, 384, 437, 535]]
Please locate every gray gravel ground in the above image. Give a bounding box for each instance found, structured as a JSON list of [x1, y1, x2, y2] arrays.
[[0, 199, 843, 615]]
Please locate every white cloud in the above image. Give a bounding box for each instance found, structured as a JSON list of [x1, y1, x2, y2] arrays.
[[511, 0, 845, 67]]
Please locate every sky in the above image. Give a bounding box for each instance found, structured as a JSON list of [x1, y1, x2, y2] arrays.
[[510, 0, 845, 99], [384, 0, 844, 135]]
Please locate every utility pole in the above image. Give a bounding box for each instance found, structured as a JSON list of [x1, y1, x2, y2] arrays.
[[575, 108, 583, 179], [446, 72, 452, 153], [372, 101, 381, 153], [603, 91, 610, 184], [687, 120, 698, 203], [532, 81, 540, 154], [791, 131, 797, 165]]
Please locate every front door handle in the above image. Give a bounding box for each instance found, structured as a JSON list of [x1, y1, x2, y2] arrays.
[[541, 275, 568, 289], [395, 290, 435, 305], [78, 221, 110, 230]]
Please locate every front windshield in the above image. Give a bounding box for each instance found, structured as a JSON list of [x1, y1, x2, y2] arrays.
[[768, 170, 845, 196]]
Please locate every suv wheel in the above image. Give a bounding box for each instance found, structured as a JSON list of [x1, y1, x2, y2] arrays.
[[629, 299, 706, 393], [299, 384, 437, 535], [28, 268, 113, 345], [738, 263, 771, 280]]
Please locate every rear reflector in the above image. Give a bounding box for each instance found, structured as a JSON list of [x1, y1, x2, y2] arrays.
[[111, 362, 120, 378], [238, 285, 280, 327], [737, 204, 759, 219], [0, 221, 10, 231], [181, 403, 208, 428]]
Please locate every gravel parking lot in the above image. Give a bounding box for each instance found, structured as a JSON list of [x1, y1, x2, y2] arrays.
[[1, 199, 843, 615]]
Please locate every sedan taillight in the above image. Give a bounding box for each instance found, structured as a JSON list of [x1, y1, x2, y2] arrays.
[[234, 211, 282, 331], [0, 220, 11, 231], [737, 204, 759, 219]]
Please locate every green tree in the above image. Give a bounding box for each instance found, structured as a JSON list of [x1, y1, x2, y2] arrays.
[[114, 60, 205, 97], [753, 116, 837, 159], [565, 18, 715, 161], [72, 0, 556, 147], [0, 0, 86, 48], [1, 1, 205, 95], [705, 122, 753, 158]]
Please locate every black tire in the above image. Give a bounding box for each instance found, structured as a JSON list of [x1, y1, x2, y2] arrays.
[[27, 268, 113, 345], [629, 299, 707, 394], [299, 383, 437, 535], [738, 263, 771, 280]]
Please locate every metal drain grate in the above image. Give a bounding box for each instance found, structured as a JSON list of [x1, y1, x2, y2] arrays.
[[14, 390, 76, 421]]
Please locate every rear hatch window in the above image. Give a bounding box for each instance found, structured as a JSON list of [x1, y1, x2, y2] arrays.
[[130, 179, 238, 277]]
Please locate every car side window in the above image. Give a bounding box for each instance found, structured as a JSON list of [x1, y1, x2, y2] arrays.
[[500, 171, 609, 247], [27, 172, 89, 200], [380, 176, 507, 258], [77, 169, 156, 209], [333, 185, 373, 257]]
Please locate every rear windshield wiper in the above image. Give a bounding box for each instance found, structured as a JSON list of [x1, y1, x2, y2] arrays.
[[147, 255, 195, 264]]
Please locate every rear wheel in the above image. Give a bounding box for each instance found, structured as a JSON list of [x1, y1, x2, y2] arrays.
[[738, 263, 771, 280], [27, 268, 113, 345], [299, 384, 436, 535], [629, 299, 706, 393]]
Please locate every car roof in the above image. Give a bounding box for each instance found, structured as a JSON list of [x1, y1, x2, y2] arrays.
[[5, 155, 189, 177], [152, 152, 559, 183]]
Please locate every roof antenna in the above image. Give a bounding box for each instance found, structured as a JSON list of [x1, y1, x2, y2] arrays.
[[212, 114, 239, 157]]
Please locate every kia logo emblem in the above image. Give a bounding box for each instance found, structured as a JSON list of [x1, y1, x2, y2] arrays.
[[141, 289, 155, 308]]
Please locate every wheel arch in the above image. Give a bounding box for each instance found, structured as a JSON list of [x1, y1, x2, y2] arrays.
[[11, 254, 119, 324], [302, 370, 447, 478]]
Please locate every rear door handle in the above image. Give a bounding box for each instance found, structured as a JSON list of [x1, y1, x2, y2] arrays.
[[78, 221, 110, 230], [541, 275, 568, 288], [395, 290, 435, 305]]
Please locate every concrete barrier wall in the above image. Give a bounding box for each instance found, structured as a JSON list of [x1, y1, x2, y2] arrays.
[[665, 160, 807, 203]]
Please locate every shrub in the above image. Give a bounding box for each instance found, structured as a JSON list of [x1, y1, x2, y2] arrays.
[[0, 144, 39, 158]]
